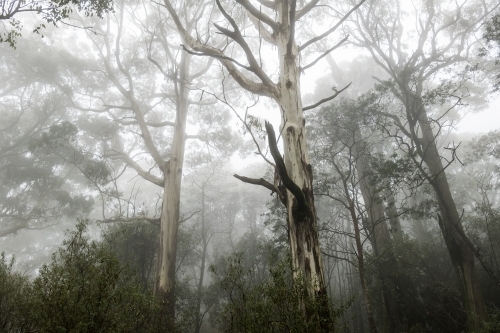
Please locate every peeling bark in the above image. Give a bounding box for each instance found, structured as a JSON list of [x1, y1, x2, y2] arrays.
[[157, 52, 191, 320], [274, 2, 328, 310]]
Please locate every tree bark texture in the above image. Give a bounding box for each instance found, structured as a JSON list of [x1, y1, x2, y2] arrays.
[[157, 52, 191, 318], [274, 2, 328, 304]]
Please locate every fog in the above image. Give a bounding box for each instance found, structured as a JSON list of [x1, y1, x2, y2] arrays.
[[1, 0, 500, 332]]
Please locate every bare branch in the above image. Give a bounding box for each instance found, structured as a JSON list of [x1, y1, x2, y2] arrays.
[[248, 11, 277, 45], [233, 174, 278, 193], [301, 35, 349, 72], [214, 0, 276, 88], [295, 0, 320, 21], [303, 83, 351, 111], [97, 216, 160, 226], [255, 0, 276, 10], [299, 0, 366, 52], [179, 210, 201, 224], [235, 0, 277, 32], [0, 220, 28, 238], [162, 0, 278, 99], [115, 120, 175, 128], [109, 150, 164, 187]]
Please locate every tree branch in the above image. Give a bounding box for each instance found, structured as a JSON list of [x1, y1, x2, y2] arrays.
[[162, 0, 278, 99], [97, 216, 160, 226], [214, 0, 276, 88], [303, 83, 351, 111], [255, 0, 276, 10], [295, 0, 320, 21], [265, 121, 306, 208], [299, 0, 365, 52], [109, 150, 164, 187], [233, 174, 277, 193], [235, 0, 277, 32], [301, 35, 349, 72], [248, 10, 277, 45]]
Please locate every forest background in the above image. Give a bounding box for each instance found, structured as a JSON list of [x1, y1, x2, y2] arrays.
[[1, 0, 500, 332]]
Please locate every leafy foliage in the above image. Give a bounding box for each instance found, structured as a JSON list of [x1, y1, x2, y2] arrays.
[[102, 221, 159, 291], [0, 0, 114, 48], [0, 253, 31, 332], [0, 221, 164, 333], [209, 253, 342, 333], [483, 13, 500, 91]]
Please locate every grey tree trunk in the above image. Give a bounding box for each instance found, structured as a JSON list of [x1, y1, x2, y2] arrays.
[[384, 188, 403, 240], [408, 94, 487, 330], [355, 141, 396, 333], [194, 186, 208, 333]]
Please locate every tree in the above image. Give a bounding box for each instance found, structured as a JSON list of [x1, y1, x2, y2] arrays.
[[161, 0, 365, 323], [346, 0, 499, 328], [483, 13, 500, 90], [56, 1, 237, 322], [310, 98, 396, 333], [0, 0, 113, 47], [0, 40, 99, 239]]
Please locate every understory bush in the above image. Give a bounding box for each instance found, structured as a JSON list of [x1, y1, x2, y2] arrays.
[[209, 253, 345, 333], [0, 220, 163, 333]]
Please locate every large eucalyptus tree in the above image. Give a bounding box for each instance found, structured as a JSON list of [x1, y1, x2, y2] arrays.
[[59, 0, 235, 321], [160, 1, 365, 321]]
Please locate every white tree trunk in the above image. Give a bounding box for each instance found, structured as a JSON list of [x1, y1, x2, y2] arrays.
[[276, 2, 327, 298], [158, 53, 191, 306]]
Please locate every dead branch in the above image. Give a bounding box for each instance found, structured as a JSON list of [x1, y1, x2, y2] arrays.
[[303, 83, 351, 111], [265, 121, 307, 209]]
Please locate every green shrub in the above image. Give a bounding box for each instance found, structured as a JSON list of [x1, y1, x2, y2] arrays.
[[0, 253, 32, 332], [27, 220, 162, 333], [209, 253, 343, 333]]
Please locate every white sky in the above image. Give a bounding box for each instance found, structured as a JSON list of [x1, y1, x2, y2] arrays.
[[457, 96, 500, 133]]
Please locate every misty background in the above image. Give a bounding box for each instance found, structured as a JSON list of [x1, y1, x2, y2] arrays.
[[1, 0, 500, 332]]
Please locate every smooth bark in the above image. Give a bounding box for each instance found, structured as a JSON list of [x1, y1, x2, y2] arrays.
[[157, 52, 191, 318]]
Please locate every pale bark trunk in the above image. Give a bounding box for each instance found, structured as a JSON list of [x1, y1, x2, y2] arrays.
[[408, 94, 487, 330], [275, 3, 327, 302], [157, 52, 191, 318], [163, 0, 330, 324]]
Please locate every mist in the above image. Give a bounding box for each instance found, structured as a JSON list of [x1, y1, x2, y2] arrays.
[[1, 0, 500, 332]]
